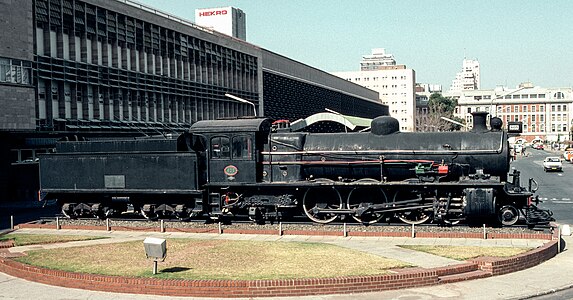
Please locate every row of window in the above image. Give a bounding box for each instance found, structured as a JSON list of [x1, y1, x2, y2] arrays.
[[348, 75, 410, 82], [465, 104, 569, 114], [0, 58, 32, 85]]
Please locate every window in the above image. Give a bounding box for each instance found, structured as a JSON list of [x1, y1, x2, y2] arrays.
[[522, 105, 527, 112], [0, 57, 32, 85], [232, 135, 252, 159], [467, 107, 471, 114], [514, 105, 518, 112], [554, 92, 565, 99], [540, 106, 544, 112], [532, 106, 536, 112], [211, 136, 230, 159]]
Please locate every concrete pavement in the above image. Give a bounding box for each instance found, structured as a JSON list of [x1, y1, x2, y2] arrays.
[[0, 228, 570, 300]]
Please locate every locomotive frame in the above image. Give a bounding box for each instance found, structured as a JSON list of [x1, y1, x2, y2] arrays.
[[39, 112, 553, 227]]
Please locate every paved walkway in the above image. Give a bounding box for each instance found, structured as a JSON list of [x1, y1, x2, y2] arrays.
[[0, 228, 569, 300]]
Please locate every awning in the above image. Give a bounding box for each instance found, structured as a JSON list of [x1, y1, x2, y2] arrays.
[[289, 112, 372, 132]]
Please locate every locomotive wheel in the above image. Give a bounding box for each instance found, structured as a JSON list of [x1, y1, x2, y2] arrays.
[[397, 210, 431, 225], [302, 186, 342, 224], [498, 205, 519, 226], [393, 190, 431, 225], [347, 184, 387, 224]]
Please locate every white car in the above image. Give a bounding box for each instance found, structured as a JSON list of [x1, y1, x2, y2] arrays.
[[543, 156, 563, 172]]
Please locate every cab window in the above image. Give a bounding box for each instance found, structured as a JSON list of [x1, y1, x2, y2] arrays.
[[211, 136, 230, 159], [232, 135, 252, 159]]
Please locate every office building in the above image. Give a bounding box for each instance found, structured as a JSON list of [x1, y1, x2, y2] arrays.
[[0, 0, 386, 203], [333, 48, 416, 132]]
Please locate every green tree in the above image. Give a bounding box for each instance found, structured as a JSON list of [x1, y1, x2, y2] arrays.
[[417, 93, 464, 132]]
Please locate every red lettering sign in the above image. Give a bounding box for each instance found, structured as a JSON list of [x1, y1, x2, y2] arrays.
[[199, 10, 228, 17]]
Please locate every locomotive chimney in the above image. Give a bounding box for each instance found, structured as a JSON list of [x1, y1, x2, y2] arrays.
[[470, 111, 489, 132]]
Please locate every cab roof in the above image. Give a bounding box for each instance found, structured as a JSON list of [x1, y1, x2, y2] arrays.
[[189, 118, 272, 134]]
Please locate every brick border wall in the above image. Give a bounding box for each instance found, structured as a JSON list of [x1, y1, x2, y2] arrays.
[[0, 224, 559, 298], [470, 240, 558, 276]]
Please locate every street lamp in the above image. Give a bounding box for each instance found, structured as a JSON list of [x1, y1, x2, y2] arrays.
[[225, 93, 257, 117], [489, 82, 534, 117], [440, 116, 469, 129]]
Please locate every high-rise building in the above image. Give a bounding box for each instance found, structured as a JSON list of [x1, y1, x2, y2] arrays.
[[333, 48, 416, 132], [449, 59, 480, 92], [195, 7, 246, 41], [360, 48, 396, 71]]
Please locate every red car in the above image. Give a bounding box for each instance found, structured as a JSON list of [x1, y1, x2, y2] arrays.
[[532, 143, 544, 150]]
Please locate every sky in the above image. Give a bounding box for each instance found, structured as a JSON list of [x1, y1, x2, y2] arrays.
[[135, 0, 573, 90]]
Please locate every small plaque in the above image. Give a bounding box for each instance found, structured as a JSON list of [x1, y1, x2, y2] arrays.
[[105, 175, 125, 188]]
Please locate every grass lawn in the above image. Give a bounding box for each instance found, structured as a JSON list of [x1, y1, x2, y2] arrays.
[[399, 245, 532, 260], [16, 239, 411, 280], [0, 234, 106, 246]]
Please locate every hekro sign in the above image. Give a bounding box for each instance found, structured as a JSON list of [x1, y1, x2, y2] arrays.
[[199, 10, 228, 17]]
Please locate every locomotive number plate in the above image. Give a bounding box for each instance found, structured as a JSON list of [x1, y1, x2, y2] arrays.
[[224, 165, 239, 176]]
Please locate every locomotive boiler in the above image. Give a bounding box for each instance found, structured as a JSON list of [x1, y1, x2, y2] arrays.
[[39, 112, 553, 227]]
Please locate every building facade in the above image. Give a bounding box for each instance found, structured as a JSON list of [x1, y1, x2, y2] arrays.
[[450, 86, 573, 142], [449, 58, 480, 92], [333, 49, 416, 132], [0, 0, 386, 203]]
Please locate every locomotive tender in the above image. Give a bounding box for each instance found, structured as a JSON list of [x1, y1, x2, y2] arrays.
[[39, 112, 553, 226]]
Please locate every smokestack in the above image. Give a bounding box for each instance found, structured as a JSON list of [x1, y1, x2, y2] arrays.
[[471, 111, 489, 132]]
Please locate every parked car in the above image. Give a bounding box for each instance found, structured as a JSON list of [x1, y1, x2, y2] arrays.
[[532, 143, 544, 150], [563, 148, 573, 163], [543, 156, 563, 172]]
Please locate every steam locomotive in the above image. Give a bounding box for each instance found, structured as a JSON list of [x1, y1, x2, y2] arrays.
[[39, 112, 553, 226]]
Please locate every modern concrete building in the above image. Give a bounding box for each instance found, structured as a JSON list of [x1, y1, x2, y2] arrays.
[[0, 0, 386, 204], [449, 58, 480, 92], [450, 84, 573, 142], [333, 48, 416, 132]]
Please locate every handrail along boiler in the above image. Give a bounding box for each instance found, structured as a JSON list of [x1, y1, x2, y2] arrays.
[[39, 112, 553, 226]]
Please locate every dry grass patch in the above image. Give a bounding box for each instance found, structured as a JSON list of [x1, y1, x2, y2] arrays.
[[16, 239, 411, 280], [0, 234, 106, 246], [400, 245, 532, 260]]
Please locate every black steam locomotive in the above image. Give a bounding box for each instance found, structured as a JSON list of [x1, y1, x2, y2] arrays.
[[39, 112, 553, 226]]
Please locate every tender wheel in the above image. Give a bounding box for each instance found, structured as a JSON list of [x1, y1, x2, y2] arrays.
[[347, 182, 387, 224], [302, 186, 343, 224], [498, 205, 519, 226], [61, 203, 75, 219], [141, 206, 159, 221]]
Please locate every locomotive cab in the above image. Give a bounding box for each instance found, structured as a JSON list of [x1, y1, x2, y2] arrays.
[[189, 118, 271, 184]]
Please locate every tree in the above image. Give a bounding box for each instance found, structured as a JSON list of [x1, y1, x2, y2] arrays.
[[416, 93, 464, 132]]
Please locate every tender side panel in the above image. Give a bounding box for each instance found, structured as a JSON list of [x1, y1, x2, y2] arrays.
[[40, 152, 198, 193]]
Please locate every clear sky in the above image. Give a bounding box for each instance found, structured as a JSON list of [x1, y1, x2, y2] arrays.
[[135, 0, 573, 90]]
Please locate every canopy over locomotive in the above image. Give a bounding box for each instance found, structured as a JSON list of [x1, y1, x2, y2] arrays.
[[39, 112, 553, 226]]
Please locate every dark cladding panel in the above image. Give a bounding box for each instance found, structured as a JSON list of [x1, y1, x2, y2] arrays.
[[262, 72, 388, 123]]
